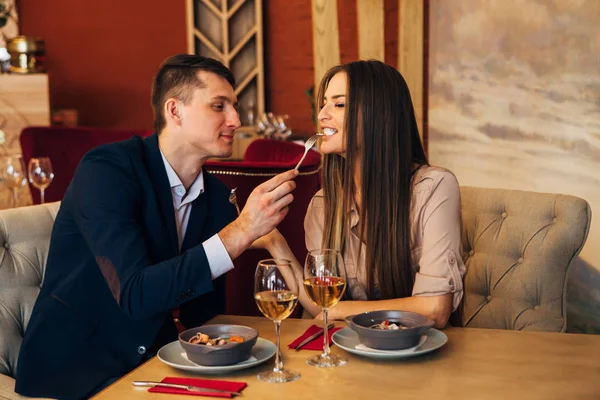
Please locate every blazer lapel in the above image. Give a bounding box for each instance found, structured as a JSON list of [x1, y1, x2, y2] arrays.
[[143, 134, 179, 255]]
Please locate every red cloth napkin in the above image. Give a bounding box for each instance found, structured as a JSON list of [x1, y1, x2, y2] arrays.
[[287, 324, 343, 351], [148, 377, 246, 398]]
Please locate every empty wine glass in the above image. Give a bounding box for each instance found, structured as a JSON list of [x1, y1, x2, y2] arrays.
[[27, 157, 54, 204], [303, 249, 347, 367], [1, 155, 27, 208], [254, 259, 300, 383]]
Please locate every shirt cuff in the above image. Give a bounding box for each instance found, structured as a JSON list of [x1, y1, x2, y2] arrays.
[[202, 234, 234, 279], [413, 273, 464, 312], [413, 250, 465, 311]]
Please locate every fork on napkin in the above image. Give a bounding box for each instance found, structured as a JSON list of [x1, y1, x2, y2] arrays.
[[143, 377, 246, 398], [288, 324, 342, 351]]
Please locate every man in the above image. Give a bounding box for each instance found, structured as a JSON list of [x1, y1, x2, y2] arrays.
[[15, 54, 298, 399]]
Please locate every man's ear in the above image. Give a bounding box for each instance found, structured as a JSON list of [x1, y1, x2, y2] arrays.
[[165, 98, 182, 124]]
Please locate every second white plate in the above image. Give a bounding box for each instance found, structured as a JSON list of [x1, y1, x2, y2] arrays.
[[332, 327, 448, 360]]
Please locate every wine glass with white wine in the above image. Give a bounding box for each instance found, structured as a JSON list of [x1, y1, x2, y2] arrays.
[[1, 155, 27, 208], [27, 157, 54, 204], [303, 249, 347, 367], [254, 258, 300, 383]]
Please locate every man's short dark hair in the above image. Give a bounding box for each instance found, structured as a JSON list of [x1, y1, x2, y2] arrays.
[[151, 54, 236, 133]]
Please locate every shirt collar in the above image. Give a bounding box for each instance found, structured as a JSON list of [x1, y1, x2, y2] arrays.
[[159, 149, 204, 203]]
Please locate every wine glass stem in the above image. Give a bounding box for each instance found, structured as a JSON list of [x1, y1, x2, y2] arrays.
[[40, 188, 45, 204], [11, 188, 17, 208], [274, 320, 283, 372], [322, 308, 330, 358]]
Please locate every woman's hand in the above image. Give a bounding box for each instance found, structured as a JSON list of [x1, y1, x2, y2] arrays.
[[250, 228, 285, 252], [312, 295, 453, 328]]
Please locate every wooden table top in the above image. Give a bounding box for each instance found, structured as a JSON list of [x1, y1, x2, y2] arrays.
[[94, 315, 600, 400]]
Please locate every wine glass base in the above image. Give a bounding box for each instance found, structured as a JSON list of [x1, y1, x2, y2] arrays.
[[257, 368, 301, 383], [306, 354, 347, 368]]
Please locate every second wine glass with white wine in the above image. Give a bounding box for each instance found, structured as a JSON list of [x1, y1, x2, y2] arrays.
[[303, 249, 347, 367], [254, 259, 300, 383]]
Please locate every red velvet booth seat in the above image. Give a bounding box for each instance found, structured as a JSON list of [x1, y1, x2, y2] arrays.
[[205, 139, 321, 317], [20, 126, 152, 204]]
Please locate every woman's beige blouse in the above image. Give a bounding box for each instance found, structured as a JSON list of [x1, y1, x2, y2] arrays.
[[304, 166, 466, 311]]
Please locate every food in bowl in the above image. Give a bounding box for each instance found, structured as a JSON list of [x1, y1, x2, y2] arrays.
[[369, 320, 410, 330], [346, 310, 434, 350], [179, 324, 258, 366], [188, 332, 245, 345]]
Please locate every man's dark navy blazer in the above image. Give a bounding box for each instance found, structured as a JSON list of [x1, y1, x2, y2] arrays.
[[15, 134, 237, 399]]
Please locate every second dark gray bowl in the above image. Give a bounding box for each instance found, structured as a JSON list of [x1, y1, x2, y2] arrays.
[[345, 310, 434, 350], [179, 324, 258, 366]]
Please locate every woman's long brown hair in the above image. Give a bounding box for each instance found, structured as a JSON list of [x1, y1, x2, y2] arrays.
[[318, 60, 428, 299]]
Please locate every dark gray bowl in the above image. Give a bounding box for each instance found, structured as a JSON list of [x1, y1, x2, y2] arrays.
[[179, 324, 258, 366], [345, 310, 434, 350]]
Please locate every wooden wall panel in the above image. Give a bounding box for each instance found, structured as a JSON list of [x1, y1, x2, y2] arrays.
[[311, 0, 341, 92], [357, 0, 385, 61], [398, 0, 424, 140]]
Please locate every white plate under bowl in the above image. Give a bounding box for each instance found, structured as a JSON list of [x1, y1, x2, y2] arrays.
[[157, 337, 276, 373], [332, 327, 448, 360]]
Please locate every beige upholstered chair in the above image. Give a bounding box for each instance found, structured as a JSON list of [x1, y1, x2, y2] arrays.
[[0, 202, 59, 400], [458, 187, 591, 332]]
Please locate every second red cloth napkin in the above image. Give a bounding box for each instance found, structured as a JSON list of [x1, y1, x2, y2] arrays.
[[288, 324, 342, 351], [148, 377, 246, 398]]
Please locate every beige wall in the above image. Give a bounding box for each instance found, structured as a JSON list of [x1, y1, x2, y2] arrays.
[[428, 0, 600, 333]]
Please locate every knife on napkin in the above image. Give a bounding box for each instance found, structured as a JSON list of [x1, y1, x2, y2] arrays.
[[132, 381, 243, 397], [293, 323, 334, 351]]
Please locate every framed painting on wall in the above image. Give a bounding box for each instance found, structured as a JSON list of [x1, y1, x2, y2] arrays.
[[427, 0, 600, 334]]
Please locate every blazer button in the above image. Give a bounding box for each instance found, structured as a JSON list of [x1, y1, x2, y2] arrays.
[[137, 345, 146, 355]]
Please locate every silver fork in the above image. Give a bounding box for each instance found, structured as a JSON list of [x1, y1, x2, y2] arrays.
[[229, 188, 241, 215], [294, 134, 321, 170]]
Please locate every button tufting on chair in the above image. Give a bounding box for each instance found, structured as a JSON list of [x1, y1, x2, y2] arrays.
[[0, 202, 60, 399], [457, 187, 590, 332]]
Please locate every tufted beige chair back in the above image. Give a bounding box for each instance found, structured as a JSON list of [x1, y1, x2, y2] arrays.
[[0, 202, 60, 399], [458, 187, 591, 332]]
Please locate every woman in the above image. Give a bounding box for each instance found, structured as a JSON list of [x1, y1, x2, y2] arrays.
[[264, 60, 465, 329]]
